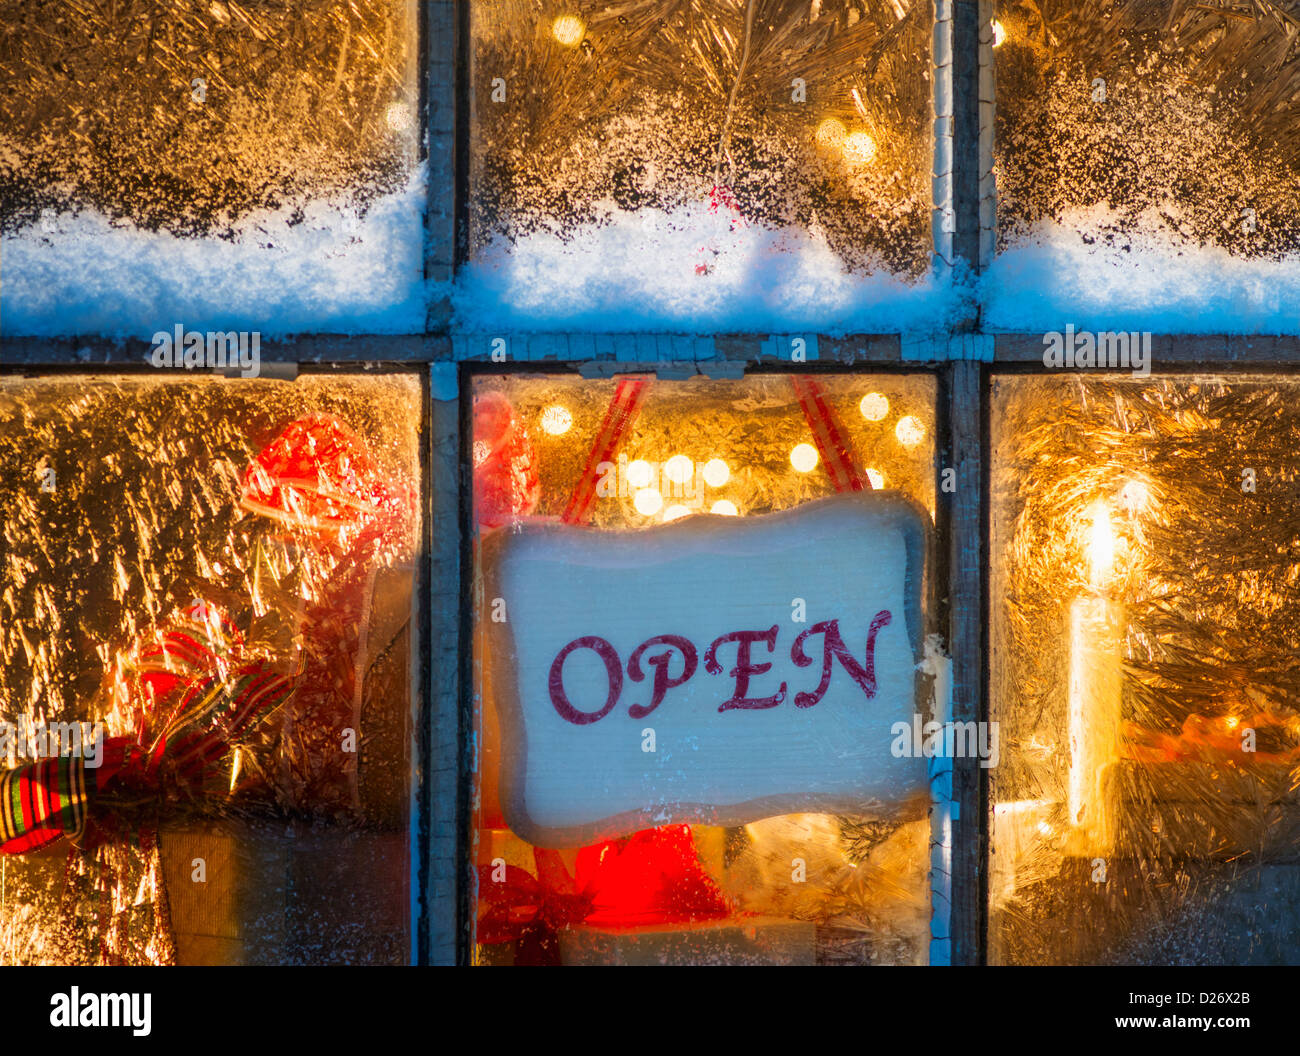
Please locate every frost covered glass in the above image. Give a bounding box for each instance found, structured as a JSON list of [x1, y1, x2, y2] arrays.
[[990, 374, 1300, 965], [461, 1, 937, 332], [988, 1, 1300, 331], [0, 375, 421, 965], [470, 373, 939, 965], [0, 1, 424, 336]]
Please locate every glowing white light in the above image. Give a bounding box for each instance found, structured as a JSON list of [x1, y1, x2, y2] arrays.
[[991, 19, 1006, 47], [702, 458, 730, 487], [843, 131, 877, 167], [1086, 500, 1114, 587], [859, 392, 890, 421], [664, 454, 694, 485], [472, 440, 491, 466], [552, 14, 585, 46], [634, 488, 663, 516], [895, 415, 926, 448], [663, 505, 692, 521], [626, 459, 654, 488], [711, 500, 739, 516], [385, 102, 415, 134], [540, 405, 573, 435], [866, 467, 885, 489], [790, 443, 819, 473], [815, 117, 846, 150]]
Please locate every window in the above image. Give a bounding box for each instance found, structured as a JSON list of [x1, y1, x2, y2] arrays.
[[989, 372, 1300, 965], [461, 1, 940, 331], [4, 0, 1300, 970], [469, 371, 939, 964], [989, 1, 1300, 331], [0, 1, 424, 335], [0, 374, 421, 964]]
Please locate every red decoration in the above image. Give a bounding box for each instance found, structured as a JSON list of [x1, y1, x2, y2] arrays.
[[241, 413, 415, 812], [473, 392, 540, 528], [576, 825, 731, 927], [695, 183, 746, 275], [241, 414, 413, 544], [478, 826, 730, 963]]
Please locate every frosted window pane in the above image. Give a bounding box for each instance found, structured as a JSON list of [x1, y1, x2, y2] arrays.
[[461, 2, 938, 332], [0, 2, 424, 336], [989, 3, 1300, 332], [471, 373, 937, 965], [0, 375, 421, 965], [990, 374, 1300, 965]]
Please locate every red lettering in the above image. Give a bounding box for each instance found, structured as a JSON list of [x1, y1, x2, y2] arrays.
[[627, 635, 697, 719], [549, 636, 623, 725], [704, 625, 788, 712], [790, 611, 891, 708]]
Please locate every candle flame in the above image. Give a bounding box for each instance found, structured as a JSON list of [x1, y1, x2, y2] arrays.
[[1086, 500, 1114, 587]]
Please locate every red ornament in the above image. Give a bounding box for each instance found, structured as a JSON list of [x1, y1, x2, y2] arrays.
[[576, 825, 731, 927], [473, 392, 540, 528], [240, 414, 412, 544]]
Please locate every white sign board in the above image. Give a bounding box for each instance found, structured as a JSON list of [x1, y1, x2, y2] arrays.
[[481, 493, 928, 847]]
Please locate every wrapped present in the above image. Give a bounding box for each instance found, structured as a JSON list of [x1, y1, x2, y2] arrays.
[[0, 412, 417, 965], [158, 819, 408, 965], [559, 917, 816, 966]]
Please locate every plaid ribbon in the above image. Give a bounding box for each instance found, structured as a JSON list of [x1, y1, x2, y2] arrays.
[[0, 754, 89, 855], [0, 623, 296, 857]]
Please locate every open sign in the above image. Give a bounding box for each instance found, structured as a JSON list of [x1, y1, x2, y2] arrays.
[[481, 493, 929, 847]]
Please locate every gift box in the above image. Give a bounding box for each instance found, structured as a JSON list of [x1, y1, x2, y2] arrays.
[[158, 819, 408, 966], [558, 917, 816, 966]]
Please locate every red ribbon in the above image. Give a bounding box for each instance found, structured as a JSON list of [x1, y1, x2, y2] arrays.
[[561, 375, 653, 525], [790, 374, 871, 493]]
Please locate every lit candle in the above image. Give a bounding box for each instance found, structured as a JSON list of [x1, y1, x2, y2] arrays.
[[1066, 500, 1122, 856]]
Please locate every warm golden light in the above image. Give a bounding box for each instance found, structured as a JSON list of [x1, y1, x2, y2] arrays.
[[866, 467, 885, 490], [385, 102, 415, 134], [552, 14, 586, 47], [859, 392, 890, 421], [895, 415, 925, 448], [634, 488, 663, 516], [1118, 478, 1150, 517], [540, 405, 573, 435], [664, 454, 694, 485], [1086, 500, 1114, 587], [663, 504, 692, 521], [702, 458, 730, 487], [711, 500, 739, 516], [843, 130, 877, 167], [815, 117, 847, 151], [991, 19, 1006, 47], [790, 443, 819, 473], [626, 459, 653, 488]]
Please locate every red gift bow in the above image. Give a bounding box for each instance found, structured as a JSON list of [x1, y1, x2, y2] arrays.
[[0, 603, 295, 857], [477, 827, 731, 962], [241, 414, 413, 544]]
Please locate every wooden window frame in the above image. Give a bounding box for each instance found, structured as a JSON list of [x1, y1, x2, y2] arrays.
[[5, 0, 1300, 966]]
